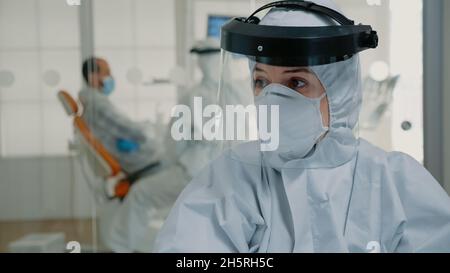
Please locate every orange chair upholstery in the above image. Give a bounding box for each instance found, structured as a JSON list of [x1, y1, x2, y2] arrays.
[[57, 90, 79, 116], [57, 90, 131, 198], [73, 116, 122, 176]]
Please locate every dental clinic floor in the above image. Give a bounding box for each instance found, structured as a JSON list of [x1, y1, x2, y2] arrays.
[[0, 219, 94, 253]]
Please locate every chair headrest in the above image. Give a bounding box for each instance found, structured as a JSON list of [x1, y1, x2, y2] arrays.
[[58, 90, 79, 116]]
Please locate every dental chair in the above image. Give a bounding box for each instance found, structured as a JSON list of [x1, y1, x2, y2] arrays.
[[57, 90, 132, 199], [58, 90, 137, 252], [58, 90, 171, 252]]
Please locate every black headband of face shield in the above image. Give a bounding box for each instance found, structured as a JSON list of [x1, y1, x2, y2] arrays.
[[190, 47, 221, 55], [220, 0, 379, 67]]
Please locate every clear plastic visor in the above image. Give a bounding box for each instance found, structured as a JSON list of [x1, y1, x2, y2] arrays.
[[212, 49, 354, 167]]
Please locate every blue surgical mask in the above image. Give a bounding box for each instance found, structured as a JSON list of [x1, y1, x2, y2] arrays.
[[101, 76, 115, 96]]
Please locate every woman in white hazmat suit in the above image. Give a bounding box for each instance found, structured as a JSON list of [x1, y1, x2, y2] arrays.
[[154, 0, 450, 253]]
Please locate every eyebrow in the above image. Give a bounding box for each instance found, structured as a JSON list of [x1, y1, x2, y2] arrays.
[[283, 68, 311, 74], [254, 66, 311, 74], [254, 67, 266, 73]]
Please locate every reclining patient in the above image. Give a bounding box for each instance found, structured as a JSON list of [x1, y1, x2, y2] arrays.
[[79, 57, 160, 177]]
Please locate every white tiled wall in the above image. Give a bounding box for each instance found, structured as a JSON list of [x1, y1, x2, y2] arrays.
[[39, 0, 80, 48], [0, 51, 41, 102], [0, 156, 94, 220], [93, 0, 177, 125], [0, 0, 39, 49], [0, 102, 43, 156], [0, 0, 82, 157], [135, 0, 176, 47]]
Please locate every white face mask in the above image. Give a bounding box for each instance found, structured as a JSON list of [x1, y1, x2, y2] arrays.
[[255, 83, 329, 160]]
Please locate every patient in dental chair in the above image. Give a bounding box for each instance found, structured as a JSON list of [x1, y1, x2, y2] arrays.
[[78, 57, 160, 177], [78, 56, 188, 253]]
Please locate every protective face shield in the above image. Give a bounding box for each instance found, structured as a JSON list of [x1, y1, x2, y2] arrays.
[[102, 76, 115, 96], [216, 0, 378, 169]]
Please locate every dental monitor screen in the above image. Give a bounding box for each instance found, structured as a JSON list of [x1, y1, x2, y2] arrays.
[[207, 15, 233, 39]]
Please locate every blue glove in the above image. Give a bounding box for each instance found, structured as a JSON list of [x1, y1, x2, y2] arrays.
[[116, 138, 140, 153]]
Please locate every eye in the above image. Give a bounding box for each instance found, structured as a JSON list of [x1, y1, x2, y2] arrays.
[[289, 78, 307, 90], [254, 78, 269, 90]]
